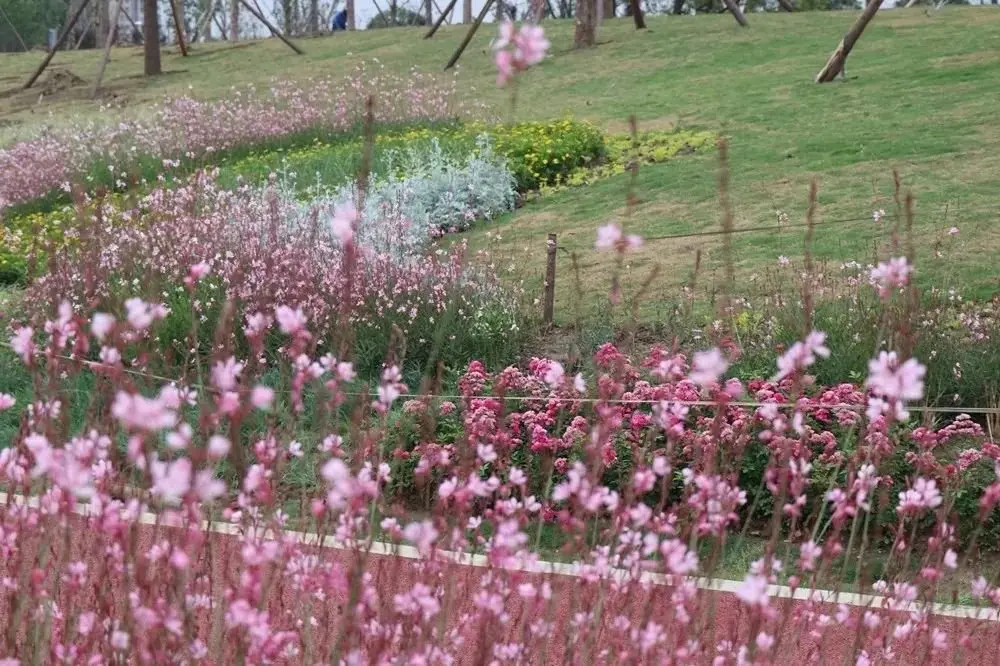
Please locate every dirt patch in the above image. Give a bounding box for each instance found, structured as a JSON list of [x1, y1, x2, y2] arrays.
[[40, 69, 86, 96]]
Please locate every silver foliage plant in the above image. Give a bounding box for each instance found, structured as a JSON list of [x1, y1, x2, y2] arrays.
[[295, 135, 516, 258]]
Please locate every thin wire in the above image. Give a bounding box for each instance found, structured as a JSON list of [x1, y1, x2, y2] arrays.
[[5, 342, 997, 416]]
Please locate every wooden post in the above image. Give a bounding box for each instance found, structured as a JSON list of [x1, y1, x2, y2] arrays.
[[720, 0, 749, 27], [444, 0, 495, 70], [237, 0, 304, 54], [543, 234, 557, 326], [170, 0, 188, 56], [23, 0, 94, 90], [815, 0, 883, 83], [93, 0, 124, 97], [629, 0, 645, 28], [425, 0, 459, 38]]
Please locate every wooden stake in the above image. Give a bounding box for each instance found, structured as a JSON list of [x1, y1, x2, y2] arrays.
[[92, 0, 125, 97], [170, 0, 189, 56], [544, 233, 557, 326], [815, 0, 883, 83], [24, 0, 93, 90], [425, 0, 459, 38], [237, 0, 304, 54], [720, 0, 749, 27], [444, 0, 494, 70]]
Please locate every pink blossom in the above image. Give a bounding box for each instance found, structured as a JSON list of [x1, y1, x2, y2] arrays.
[[194, 469, 225, 502], [112, 391, 177, 432], [735, 573, 769, 607], [90, 313, 115, 341], [515, 24, 550, 66], [543, 361, 565, 388], [495, 49, 515, 87], [207, 435, 231, 460], [275, 305, 307, 336], [865, 351, 925, 421], [778, 255, 790, 266], [870, 257, 912, 299], [689, 348, 728, 388], [897, 477, 942, 517], [9, 327, 33, 364], [0, 394, 13, 410], [774, 330, 830, 381], [212, 357, 244, 392], [251, 385, 274, 410], [331, 203, 357, 245], [596, 223, 622, 250], [403, 519, 439, 556], [150, 457, 192, 505], [948, 226, 959, 236], [124, 297, 167, 330]]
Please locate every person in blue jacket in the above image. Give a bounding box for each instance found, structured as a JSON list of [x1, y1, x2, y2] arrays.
[[332, 8, 348, 31]]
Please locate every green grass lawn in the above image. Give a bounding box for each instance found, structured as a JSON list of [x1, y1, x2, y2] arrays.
[[2, 8, 999, 324]]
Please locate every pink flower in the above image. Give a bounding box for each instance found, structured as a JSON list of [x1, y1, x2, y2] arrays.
[[515, 24, 550, 66], [943, 549, 958, 569], [689, 348, 728, 388], [403, 519, 439, 556], [207, 435, 231, 460], [194, 469, 225, 502], [331, 203, 357, 245], [150, 457, 192, 505], [947, 226, 959, 236], [543, 361, 565, 388], [275, 305, 307, 336], [125, 297, 167, 330], [0, 394, 13, 410], [870, 257, 912, 299], [90, 313, 115, 341], [596, 223, 622, 250], [10, 327, 33, 364], [865, 351, 925, 421], [250, 385, 274, 410], [493, 21, 516, 50], [774, 330, 829, 381], [494, 49, 515, 87], [211, 357, 243, 392], [337, 362, 356, 382], [112, 391, 177, 432], [185, 261, 211, 287], [735, 573, 769, 607], [897, 477, 942, 517], [778, 256, 789, 266]]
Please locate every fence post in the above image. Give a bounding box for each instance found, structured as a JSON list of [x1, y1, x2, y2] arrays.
[[544, 233, 556, 327]]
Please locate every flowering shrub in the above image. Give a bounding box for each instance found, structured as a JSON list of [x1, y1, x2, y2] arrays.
[[0, 63, 477, 212], [22, 171, 527, 378], [1, 294, 999, 663]]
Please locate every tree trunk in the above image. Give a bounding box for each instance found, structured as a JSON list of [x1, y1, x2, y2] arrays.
[[282, 0, 293, 32], [776, 0, 795, 10], [574, 0, 597, 48], [309, 0, 319, 32], [601, 0, 613, 20], [672, 0, 684, 13], [629, 0, 645, 27], [230, 0, 239, 40], [347, 0, 355, 29], [720, 0, 748, 26], [97, 0, 111, 45], [143, 0, 161, 75], [815, 0, 883, 82]]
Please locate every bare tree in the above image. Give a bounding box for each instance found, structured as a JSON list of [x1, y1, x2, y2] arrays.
[[144, 0, 161, 75], [309, 0, 320, 31], [574, 0, 597, 48]]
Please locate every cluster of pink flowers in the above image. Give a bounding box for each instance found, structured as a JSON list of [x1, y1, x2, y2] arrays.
[[0, 63, 480, 209], [0, 291, 998, 664], [493, 21, 551, 86]]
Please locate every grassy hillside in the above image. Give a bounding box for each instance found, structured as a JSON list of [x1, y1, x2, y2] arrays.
[[2, 8, 999, 322]]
